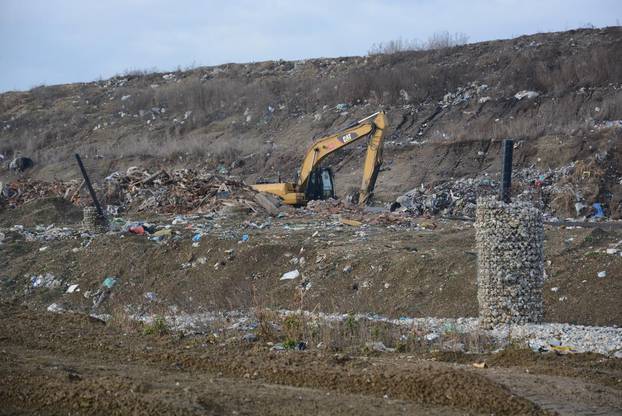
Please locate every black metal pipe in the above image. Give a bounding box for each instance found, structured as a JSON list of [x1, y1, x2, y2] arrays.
[[499, 139, 513, 203], [75, 153, 105, 218]]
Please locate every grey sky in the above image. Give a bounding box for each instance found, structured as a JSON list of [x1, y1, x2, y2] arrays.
[[1, 0, 620, 92]]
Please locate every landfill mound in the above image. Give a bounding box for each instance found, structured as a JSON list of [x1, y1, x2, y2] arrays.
[[2, 28, 621, 210], [0, 197, 83, 227]]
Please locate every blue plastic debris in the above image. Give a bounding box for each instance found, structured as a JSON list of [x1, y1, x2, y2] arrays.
[[241, 234, 249, 242], [192, 233, 202, 242], [336, 103, 349, 111], [102, 276, 117, 289], [593, 202, 604, 218]]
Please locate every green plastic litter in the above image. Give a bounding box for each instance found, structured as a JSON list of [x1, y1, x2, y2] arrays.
[[102, 276, 118, 289]]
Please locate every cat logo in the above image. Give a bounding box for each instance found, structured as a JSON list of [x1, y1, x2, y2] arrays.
[[339, 132, 358, 144]]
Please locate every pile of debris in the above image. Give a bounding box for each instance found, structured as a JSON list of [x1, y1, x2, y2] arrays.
[[305, 199, 363, 218], [101, 167, 281, 215], [0, 179, 72, 207], [390, 161, 615, 220], [2, 168, 283, 217], [304, 198, 421, 228], [392, 177, 497, 218]]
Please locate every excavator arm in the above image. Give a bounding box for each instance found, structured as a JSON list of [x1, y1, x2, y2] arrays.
[[297, 111, 387, 204]]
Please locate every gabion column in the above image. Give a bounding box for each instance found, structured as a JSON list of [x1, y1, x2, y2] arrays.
[[475, 197, 544, 327], [83, 206, 108, 233]]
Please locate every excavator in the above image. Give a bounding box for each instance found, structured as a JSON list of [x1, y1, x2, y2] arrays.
[[252, 111, 388, 206]]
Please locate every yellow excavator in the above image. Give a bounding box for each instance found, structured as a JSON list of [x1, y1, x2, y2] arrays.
[[252, 111, 388, 206]]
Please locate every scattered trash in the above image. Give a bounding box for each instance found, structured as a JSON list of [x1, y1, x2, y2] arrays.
[[242, 333, 258, 343], [46, 303, 64, 313], [597, 271, 607, 278], [280, 270, 300, 280], [241, 234, 249, 242], [340, 218, 362, 227], [172, 216, 187, 225], [514, 90, 540, 100], [144, 292, 157, 301], [472, 362, 487, 369], [66, 284, 79, 294], [129, 225, 145, 235], [592, 203, 605, 218], [335, 103, 349, 111], [102, 276, 118, 289], [153, 228, 172, 237], [30, 273, 60, 289], [549, 345, 575, 354], [365, 341, 395, 353], [270, 343, 286, 351], [425, 333, 440, 342], [192, 233, 202, 242]]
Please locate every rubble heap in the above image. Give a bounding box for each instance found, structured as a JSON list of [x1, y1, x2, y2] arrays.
[[305, 199, 364, 218], [2, 168, 282, 216], [475, 197, 544, 328], [0, 179, 71, 207], [102, 168, 280, 215], [391, 161, 613, 220], [393, 177, 496, 218]]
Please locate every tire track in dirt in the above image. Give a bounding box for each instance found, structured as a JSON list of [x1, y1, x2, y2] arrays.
[[1, 346, 466, 416]]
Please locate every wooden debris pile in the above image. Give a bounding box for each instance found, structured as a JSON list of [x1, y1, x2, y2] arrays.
[[103, 168, 281, 215], [2, 168, 283, 216], [0, 179, 73, 207]]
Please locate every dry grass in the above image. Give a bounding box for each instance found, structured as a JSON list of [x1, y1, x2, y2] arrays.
[[105, 131, 268, 169], [368, 32, 470, 55], [249, 307, 498, 354]]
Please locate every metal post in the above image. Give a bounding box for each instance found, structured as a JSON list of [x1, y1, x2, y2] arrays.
[[499, 139, 513, 203], [75, 153, 105, 218]]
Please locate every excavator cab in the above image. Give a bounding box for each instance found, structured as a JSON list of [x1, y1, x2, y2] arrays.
[[305, 167, 335, 201]]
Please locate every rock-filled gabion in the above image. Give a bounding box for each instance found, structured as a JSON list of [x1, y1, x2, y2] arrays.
[[475, 197, 544, 327], [82, 206, 108, 233]]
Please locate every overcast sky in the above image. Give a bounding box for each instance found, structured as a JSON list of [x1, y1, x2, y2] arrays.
[[1, 0, 620, 92]]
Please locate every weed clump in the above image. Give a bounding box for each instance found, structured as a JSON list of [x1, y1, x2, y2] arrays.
[[143, 316, 169, 336]]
